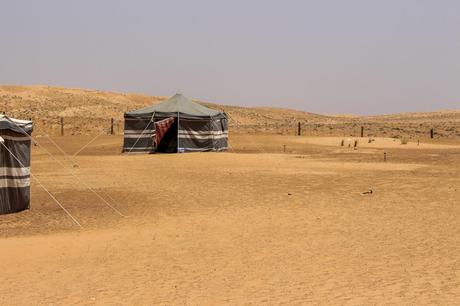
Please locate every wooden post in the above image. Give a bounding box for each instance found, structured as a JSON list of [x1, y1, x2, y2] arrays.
[[283, 145, 286, 153], [60, 117, 64, 136], [430, 128, 434, 139], [297, 122, 301, 136], [361, 126, 364, 137], [384, 152, 387, 162], [110, 118, 114, 135]]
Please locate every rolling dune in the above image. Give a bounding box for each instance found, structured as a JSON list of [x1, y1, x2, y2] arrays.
[[1, 85, 459, 139]]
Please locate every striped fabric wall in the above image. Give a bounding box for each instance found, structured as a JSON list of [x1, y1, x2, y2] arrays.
[[122, 116, 155, 153], [123, 114, 228, 153], [0, 130, 31, 214], [178, 118, 228, 152]]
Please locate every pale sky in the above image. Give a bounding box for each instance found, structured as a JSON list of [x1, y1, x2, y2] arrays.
[[1, 0, 459, 114]]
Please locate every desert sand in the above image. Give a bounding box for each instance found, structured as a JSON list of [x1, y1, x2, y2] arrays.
[[1, 132, 460, 305], [1, 85, 460, 304]]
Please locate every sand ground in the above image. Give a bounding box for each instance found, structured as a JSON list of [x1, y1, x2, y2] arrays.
[[1, 134, 460, 305]]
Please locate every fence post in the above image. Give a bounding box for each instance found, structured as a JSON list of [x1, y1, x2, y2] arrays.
[[111, 118, 114, 135], [60, 117, 64, 136], [297, 122, 301, 136], [430, 128, 434, 139], [361, 126, 364, 137]]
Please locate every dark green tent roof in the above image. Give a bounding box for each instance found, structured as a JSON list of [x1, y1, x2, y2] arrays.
[[126, 94, 222, 117]]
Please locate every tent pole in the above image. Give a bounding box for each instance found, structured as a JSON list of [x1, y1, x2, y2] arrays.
[[177, 112, 180, 153], [210, 115, 214, 151], [152, 111, 155, 152]]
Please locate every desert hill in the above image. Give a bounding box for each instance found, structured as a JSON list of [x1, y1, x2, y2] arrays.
[[1, 85, 459, 139]]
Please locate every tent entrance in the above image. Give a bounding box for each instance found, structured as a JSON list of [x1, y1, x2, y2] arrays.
[[155, 118, 178, 153]]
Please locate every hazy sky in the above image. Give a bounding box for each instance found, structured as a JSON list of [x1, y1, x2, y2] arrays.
[[1, 0, 459, 114]]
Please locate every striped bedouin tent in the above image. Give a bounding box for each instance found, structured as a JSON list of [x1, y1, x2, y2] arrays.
[[0, 115, 33, 214], [123, 94, 228, 153]]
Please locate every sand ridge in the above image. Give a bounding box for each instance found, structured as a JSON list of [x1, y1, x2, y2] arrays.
[[1, 85, 459, 139]]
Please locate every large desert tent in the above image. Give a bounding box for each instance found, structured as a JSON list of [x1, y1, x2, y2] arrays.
[[123, 94, 228, 153], [0, 115, 33, 215]]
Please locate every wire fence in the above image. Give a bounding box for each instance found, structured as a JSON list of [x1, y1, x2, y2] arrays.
[[29, 117, 122, 136], [232, 122, 460, 140], [20, 116, 460, 140]]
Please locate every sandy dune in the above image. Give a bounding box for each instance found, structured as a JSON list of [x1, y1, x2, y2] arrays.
[[1, 134, 459, 304], [1, 85, 459, 139]]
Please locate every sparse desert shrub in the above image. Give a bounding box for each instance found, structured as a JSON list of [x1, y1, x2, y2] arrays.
[[340, 139, 344, 146], [401, 137, 409, 145]]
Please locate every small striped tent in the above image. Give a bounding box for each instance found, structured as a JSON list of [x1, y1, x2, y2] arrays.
[[0, 115, 33, 215], [123, 94, 228, 153]]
